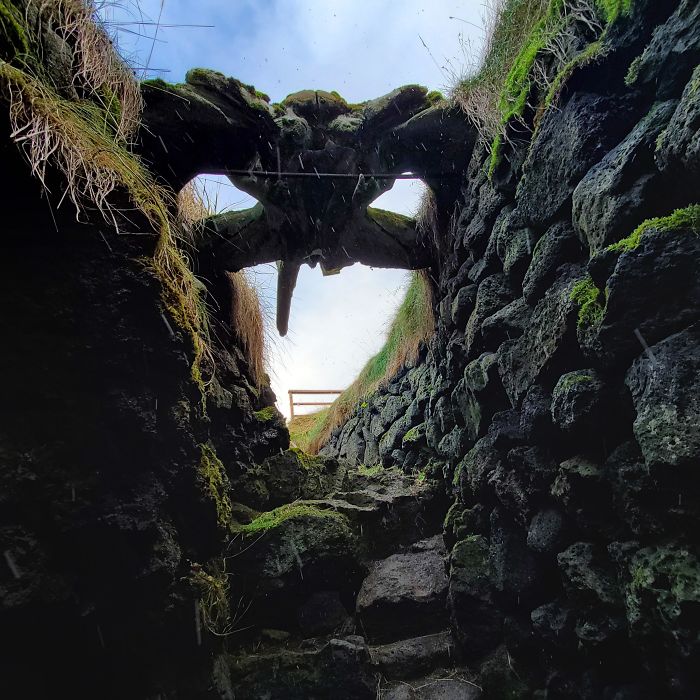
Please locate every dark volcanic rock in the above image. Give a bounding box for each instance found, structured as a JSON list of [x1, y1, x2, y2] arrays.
[[572, 100, 679, 255], [522, 221, 583, 306], [227, 636, 375, 699], [447, 535, 502, 657], [370, 630, 458, 680], [626, 0, 700, 99], [587, 226, 700, 368], [516, 92, 639, 229], [657, 65, 700, 183], [498, 264, 584, 405], [356, 537, 448, 643], [625, 322, 700, 470]]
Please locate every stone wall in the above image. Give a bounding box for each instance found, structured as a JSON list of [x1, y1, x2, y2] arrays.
[[322, 1, 700, 696], [0, 133, 288, 697]]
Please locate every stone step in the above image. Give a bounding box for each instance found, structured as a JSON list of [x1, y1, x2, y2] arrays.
[[380, 674, 482, 700], [370, 630, 459, 680], [356, 536, 449, 643]]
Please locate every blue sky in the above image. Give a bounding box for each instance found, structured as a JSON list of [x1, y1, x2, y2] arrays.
[[101, 0, 483, 417]]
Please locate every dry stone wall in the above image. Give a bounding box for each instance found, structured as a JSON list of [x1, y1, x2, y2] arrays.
[[322, 2, 700, 696]]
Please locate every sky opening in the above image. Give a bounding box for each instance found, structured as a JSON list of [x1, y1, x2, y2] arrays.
[[100, 0, 484, 418]]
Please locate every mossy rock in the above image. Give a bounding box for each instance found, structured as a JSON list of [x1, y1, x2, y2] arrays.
[[281, 89, 350, 122], [233, 503, 358, 582], [624, 545, 700, 655]]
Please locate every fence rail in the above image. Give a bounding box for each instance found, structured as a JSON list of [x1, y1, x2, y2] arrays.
[[288, 389, 343, 420]]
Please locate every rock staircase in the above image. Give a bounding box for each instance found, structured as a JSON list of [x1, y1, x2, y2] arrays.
[[221, 464, 483, 699]]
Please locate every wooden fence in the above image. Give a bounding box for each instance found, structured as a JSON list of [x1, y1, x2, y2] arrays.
[[288, 389, 343, 420]]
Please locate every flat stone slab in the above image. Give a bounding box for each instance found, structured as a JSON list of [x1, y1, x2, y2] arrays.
[[357, 536, 448, 643], [381, 675, 482, 699], [370, 630, 458, 680]]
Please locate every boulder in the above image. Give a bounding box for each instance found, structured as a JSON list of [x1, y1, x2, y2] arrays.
[[465, 274, 515, 355], [557, 542, 621, 606], [297, 591, 351, 637], [625, 322, 700, 470], [522, 221, 583, 305], [228, 636, 375, 699], [657, 65, 700, 183], [356, 537, 448, 643], [516, 92, 639, 228], [572, 100, 679, 254], [489, 508, 542, 603], [370, 631, 458, 680], [447, 535, 502, 657], [527, 508, 568, 554], [382, 676, 482, 700], [618, 544, 700, 661], [625, 0, 700, 99], [452, 352, 509, 443], [498, 264, 584, 405], [451, 284, 478, 329], [481, 298, 532, 349], [584, 223, 700, 368]]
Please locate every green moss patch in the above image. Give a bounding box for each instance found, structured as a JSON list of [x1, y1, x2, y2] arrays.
[[236, 503, 345, 534], [198, 443, 233, 529], [0, 0, 29, 58], [254, 406, 278, 422], [402, 426, 422, 444], [358, 464, 383, 477], [289, 447, 324, 471], [559, 372, 594, 391], [482, 0, 633, 176], [607, 205, 700, 253], [570, 277, 606, 327]]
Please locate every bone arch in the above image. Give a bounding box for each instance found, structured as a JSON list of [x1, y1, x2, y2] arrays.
[[138, 69, 476, 334]]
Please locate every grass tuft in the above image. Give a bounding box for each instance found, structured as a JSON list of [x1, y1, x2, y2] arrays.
[[0, 3, 216, 398], [452, 0, 633, 176]]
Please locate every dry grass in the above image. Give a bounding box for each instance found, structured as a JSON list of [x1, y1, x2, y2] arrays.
[[177, 179, 268, 389], [451, 0, 624, 174], [228, 270, 266, 388], [0, 2, 213, 394], [451, 0, 548, 144], [289, 270, 435, 454], [52, 0, 143, 141]]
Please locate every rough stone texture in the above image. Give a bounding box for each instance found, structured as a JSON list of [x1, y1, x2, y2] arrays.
[[657, 64, 700, 181], [572, 100, 679, 254], [516, 92, 639, 229], [356, 537, 448, 643], [587, 224, 700, 368], [227, 637, 375, 699], [497, 264, 584, 405], [4, 3, 700, 698], [625, 322, 700, 470], [320, 8, 700, 697], [522, 221, 583, 306], [370, 631, 458, 680]]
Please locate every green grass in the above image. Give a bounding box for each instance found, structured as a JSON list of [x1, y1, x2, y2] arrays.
[[235, 503, 344, 534], [607, 205, 700, 253], [287, 271, 434, 454], [452, 0, 634, 176]]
